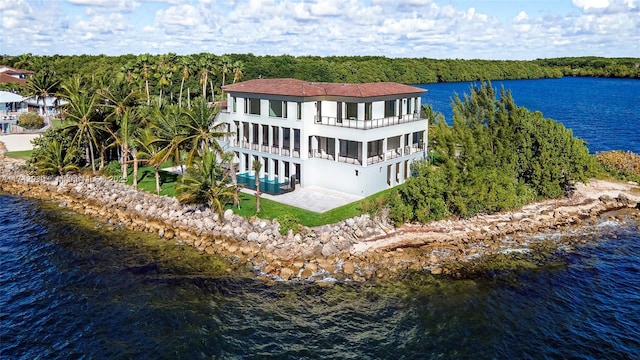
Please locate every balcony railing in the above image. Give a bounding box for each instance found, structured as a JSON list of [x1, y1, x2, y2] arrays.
[[309, 149, 336, 161], [313, 112, 422, 130]]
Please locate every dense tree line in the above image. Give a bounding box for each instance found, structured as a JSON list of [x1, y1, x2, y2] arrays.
[[2, 54, 638, 100], [382, 83, 598, 225]]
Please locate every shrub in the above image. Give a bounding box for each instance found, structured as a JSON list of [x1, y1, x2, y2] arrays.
[[103, 160, 122, 178], [17, 112, 45, 129], [596, 151, 640, 182], [276, 214, 302, 235]]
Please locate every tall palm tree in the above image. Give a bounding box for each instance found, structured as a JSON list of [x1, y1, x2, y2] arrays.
[[25, 70, 60, 117], [219, 55, 231, 101], [99, 76, 143, 180], [178, 57, 192, 108], [60, 92, 105, 173], [175, 150, 234, 220], [232, 60, 244, 84], [222, 151, 241, 209], [252, 159, 262, 213], [182, 97, 227, 165], [134, 54, 153, 105], [198, 53, 216, 101], [149, 103, 187, 172], [137, 128, 164, 194]]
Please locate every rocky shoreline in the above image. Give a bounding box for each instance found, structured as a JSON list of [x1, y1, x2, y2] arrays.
[[1, 157, 639, 282]]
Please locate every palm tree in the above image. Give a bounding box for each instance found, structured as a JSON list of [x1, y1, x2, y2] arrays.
[[149, 103, 187, 172], [182, 97, 227, 165], [33, 139, 79, 175], [99, 77, 142, 180], [222, 151, 241, 208], [25, 70, 60, 117], [137, 128, 164, 194], [252, 159, 262, 213], [175, 150, 234, 220], [60, 92, 105, 173], [134, 54, 153, 105], [232, 60, 244, 84], [219, 55, 231, 101], [178, 57, 192, 108], [198, 53, 216, 101]]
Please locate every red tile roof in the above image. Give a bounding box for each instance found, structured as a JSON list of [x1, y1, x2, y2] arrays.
[[0, 73, 26, 86], [222, 78, 425, 98]]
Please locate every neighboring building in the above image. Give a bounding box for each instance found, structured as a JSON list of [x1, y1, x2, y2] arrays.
[[219, 78, 428, 197], [0, 66, 31, 87], [0, 91, 27, 133]]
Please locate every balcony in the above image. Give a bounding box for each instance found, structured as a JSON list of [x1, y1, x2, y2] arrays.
[[313, 113, 423, 130]]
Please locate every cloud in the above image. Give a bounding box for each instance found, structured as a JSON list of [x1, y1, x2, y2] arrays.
[[1, 0, 638, 59], [572, 0, 611, 10]]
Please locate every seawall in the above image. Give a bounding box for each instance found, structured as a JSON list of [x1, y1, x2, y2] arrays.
[[1, 158, 639, 281]]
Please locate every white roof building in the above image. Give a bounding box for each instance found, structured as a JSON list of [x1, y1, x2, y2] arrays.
[[219, 78, 429, 197]]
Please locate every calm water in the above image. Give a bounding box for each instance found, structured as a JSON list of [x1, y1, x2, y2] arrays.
[[418, 77, 640, 154], [2, 77, 640, 359]]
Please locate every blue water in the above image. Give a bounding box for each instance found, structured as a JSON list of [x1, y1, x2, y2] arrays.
[[2, 77, 640, 359], [418, 77, 640, 154]]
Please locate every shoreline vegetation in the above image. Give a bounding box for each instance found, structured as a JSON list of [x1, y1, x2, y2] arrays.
[[1, 157, 638, 281]]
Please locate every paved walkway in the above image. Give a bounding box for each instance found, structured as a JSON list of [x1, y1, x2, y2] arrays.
[[0, 134, 40, 151], [257, 185, 363, 213]]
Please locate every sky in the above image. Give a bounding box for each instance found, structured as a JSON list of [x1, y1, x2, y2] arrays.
[[0, 0, 638, 59]]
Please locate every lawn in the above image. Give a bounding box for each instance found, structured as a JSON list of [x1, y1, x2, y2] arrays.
[[5, 150, 33, 161], [120, 164, 179, 197], [230, 187, 396, 227]]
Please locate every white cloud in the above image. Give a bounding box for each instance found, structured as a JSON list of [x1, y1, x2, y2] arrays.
[[572, 0, 611, 10], [1, 0, 638, 59]]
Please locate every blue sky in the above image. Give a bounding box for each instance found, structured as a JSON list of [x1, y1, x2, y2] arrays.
[[1, 0, 638, 59]]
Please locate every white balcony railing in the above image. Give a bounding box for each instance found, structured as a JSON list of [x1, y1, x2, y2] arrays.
[[313, 112, 422, 129]]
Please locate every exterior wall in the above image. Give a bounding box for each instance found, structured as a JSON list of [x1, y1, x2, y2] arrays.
[[220, 90, 428, 197]]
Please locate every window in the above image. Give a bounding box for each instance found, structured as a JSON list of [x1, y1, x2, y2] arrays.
[[346, 102, 358, 120], [246, 98, 261, 115], [337, 102, 343, 123], [315, 101, 322, 122], [269, 100, 285, 117], [297, 102, 302, 120], [232, 97, 237, 112], [384, 100, 396, 118], [365, 102, 372, 120]]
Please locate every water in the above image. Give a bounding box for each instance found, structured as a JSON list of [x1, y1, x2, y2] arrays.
[[418, 77, 640, 154], [2, 77, 640, 358]]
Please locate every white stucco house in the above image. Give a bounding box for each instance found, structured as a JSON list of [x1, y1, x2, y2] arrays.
[[218, 78, 429, 197]]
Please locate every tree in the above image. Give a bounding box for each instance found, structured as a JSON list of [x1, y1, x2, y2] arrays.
[[60, 92, 105, 173], [175, 150, 234, 220], [149, 103, 187, 172], [137, 128, 164, 194], [182, 97, 227, 165], [98, 76, 142, 181], [24, 69, 60, 117], [222, 151, 241, 208], [32, 138, 79, 175], [252, 158, 262, 213], [232, 60, 244, 84], [178, 56, 192, 108]]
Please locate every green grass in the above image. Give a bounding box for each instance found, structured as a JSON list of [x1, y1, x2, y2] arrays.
[[229, 187, 397, 227], [119, 164, 179, 197], [51, 119, 73, 129], [5, 150, 33, 161]]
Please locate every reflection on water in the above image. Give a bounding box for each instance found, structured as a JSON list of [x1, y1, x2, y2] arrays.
[[1, 194, 640, 359]]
